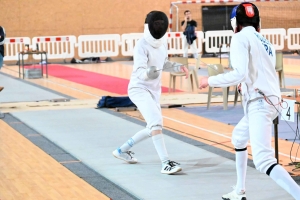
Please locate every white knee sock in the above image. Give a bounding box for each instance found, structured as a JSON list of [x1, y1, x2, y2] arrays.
[[269, 165, 300, 200], [235, 149, 248, 193], [119, 128, 151, 152], [152, 134, 169, 163]]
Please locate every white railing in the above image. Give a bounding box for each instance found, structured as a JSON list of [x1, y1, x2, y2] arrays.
[[77, 34, 120, 58], [121, 33, 143, 56], [167, 32, 183, 55], [120, 32, 205, 57], [204, 30, 233, 53], [3, 28, 300, 62], [261, 28, 286, 50], [31, 35, 76, 60], [287, 28, 300, 50], [4, 37, 31, 61], [167, 31, 204, 55]]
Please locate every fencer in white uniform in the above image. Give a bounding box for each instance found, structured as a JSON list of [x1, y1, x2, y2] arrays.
[[199, 3, 300, 200], [113, 11, 189, 175]]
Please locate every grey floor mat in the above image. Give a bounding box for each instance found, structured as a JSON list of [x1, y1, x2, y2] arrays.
[[9, 108, 294, 200], [179, 105, 300, 145], [0, 73, 73, 103]]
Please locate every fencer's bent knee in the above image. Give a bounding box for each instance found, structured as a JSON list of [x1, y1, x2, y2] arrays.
[[231, 126, 249, 149], [253, 156, 277, 174], [151, 130, 162, 136], [149, 124, 162, 131], [232, 138, 248, 150], [235, 147, 247, 152], [147, 117, 163, 133], [266, 163, 278, 176]]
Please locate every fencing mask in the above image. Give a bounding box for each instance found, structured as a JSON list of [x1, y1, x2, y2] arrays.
[[230, 2, 260, 33], [144, 11, 169, 48]]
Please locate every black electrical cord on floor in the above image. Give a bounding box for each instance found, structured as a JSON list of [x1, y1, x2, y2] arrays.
[[290, 104, 300, 171], [252, 90, 300, 171]]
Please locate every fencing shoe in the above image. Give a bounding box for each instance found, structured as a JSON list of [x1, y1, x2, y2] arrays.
[[222, 187, 246, 200], [112, 148, 137, 164], [161, 160, 182, 174]]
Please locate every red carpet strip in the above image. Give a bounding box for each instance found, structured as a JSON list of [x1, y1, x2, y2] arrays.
[[34, 64, 182, 95]]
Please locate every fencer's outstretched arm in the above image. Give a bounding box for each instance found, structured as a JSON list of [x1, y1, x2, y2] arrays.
[[161, 42, 182, 73], [163, 60, 182, 72], [163, 59, 189, 79], [208, 36, 248, 87]]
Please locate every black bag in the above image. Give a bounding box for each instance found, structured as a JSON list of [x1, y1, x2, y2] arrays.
[[97, 96, 136, 108]]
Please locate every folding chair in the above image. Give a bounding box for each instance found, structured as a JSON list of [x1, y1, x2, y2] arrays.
[[168, 57, 199, 93]]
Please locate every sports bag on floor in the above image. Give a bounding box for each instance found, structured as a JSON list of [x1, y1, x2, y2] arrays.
[[97, 96, 136, 108]]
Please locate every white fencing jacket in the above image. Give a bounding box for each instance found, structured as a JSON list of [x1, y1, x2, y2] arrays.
[[128, 25, 182, 102], [208, 26, 281, 103]]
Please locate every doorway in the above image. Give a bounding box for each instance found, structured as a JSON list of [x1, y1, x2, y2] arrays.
[[202, 5, 236, 31], [201, 5, 236, 56]]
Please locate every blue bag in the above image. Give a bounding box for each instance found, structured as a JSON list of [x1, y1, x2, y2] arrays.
[[185, 26, 197, 45], [97, 96, 136, 108]]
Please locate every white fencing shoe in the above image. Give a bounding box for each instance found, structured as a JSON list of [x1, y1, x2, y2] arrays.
[[222, 187, 246, 200], [112, 148, 137, 164], [161, 160, 182, 174]]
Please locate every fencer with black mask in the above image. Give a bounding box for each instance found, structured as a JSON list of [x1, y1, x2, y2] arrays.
[[113, 11, 189, 175], [199, 2, 300, 200]]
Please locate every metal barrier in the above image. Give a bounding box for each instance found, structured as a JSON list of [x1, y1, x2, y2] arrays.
[[167, 32, 183, 55], [204, 30, 233, 53], [167, 31, 204, 55], [4, 37, 31, 61], [287, 28, 300, 50], [77, 34, 120, 58], [31, 35, 76, 60], [261, 28, 286, 50], [3, 28, 300, 62], [121, 31, 204, 56], [121, 33, 143, 56]]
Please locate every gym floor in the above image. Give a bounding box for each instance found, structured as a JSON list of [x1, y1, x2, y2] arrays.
[[0, 56, 299, 199]]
